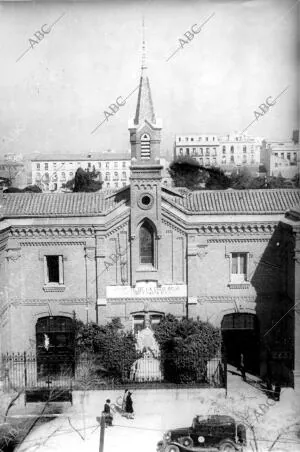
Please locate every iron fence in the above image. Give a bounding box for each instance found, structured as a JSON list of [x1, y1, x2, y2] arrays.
[[1, 351, 227, 392]]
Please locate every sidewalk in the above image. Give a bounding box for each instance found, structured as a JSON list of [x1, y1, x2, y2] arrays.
[[13, 374, 300, 452]]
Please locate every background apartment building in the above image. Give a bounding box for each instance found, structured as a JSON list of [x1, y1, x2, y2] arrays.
[[31, 152, 131, 192], [261, 130, 300, 180], [31, 152, 172, 192], [174, 133, 262, 173], [174, 134, 219, 166]]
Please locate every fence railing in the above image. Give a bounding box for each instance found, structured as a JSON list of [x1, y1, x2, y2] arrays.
[[1, 351, 227, 392]]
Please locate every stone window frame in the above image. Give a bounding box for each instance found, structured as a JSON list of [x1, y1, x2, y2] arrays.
[[225, 247, 252, 289], [137, 219, 157, 270], [40, 251, 66, 292]]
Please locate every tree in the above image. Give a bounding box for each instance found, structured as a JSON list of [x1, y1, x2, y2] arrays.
[[3, 185, 42, 193], [168, 157, 207, 190], [266, 175, 287, 189], [292, 173, 300, 188], [169, 157, 230, 190], [73, 168, 103, 192], [23, 185, 42, 193], [75, 318, 138, 383], [3, 187, 22, 193], [154, 314, 221, 383], [205, 167, 231, 190]]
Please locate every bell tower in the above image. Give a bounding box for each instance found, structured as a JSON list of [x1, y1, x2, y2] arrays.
[[129, 21, 163, 286]]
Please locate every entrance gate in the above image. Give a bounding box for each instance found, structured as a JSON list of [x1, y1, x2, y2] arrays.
[[221, 313, 260, 375]]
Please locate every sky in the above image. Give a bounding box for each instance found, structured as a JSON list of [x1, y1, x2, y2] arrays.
[[0, 0, 299, 160]]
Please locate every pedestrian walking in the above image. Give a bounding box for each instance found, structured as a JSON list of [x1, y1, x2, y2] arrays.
[[125, 391, 134, 419], [122, 389, 129, 411], [103, 398, 113, 426], [240, 352, 246, 382]]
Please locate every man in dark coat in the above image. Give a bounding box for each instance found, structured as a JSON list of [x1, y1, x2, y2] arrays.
[[125, 391, 134, 419], [103, 399, 113, 426]]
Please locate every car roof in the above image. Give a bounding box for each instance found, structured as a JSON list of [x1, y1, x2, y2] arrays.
[[194, 415, 236, 425]]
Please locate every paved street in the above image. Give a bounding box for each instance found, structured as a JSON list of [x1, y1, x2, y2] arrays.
[[15, 371, 300, 452]]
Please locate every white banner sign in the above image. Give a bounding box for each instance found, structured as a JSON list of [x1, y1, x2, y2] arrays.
[[106, 284, 187, 299]]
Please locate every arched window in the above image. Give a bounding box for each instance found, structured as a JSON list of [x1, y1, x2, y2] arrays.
[[141, 133, 151, 159], [36, 316, 75, 377], [139, 221, 154, 265]]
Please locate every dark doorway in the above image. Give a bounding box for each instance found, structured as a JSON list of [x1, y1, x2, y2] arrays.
[[221, 313, 260, 375], [36, 316, 75, 378]]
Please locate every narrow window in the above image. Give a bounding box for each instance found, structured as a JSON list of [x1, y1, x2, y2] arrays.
[[139, 221, 154, 265], [46, 256, 60, 283], [231, 253, 247, 281]]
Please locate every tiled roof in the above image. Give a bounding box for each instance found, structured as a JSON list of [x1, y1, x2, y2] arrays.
[[164, 189, 300, 214], [0, 191, 126, 218], [1, 189, 299, 219]]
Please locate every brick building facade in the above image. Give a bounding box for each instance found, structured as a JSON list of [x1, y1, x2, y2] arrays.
[[0, 56, 300, 390]]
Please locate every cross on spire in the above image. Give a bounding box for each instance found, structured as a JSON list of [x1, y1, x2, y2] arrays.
[[141, 16, 147, 72]]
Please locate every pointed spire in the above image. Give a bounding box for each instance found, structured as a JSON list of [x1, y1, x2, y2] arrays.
[[134, 18, 156, 125]]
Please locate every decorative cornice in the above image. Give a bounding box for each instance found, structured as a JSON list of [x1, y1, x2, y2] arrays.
[[197, 296, 256, 304], [197, 223, 276, 235], [43, 284, 66, 293], [162, 219, 186, 236], [108, 297, 186, 304], [20, 241, 86, 247], [9, 297, 94, 306], [228, 283, 251, 289], [10, 226, 94, 238], [105, 222, 129, 238], [209, 238, 270, 243]]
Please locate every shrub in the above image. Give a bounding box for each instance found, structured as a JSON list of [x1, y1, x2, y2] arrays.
[[154, 315, 221, 383], [75, 318, 138, 383]]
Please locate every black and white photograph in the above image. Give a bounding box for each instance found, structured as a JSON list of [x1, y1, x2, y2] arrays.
[[0, 0, 299, 451]]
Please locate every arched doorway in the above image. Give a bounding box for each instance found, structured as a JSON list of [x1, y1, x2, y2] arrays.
[[36, 316, 75, 378], [221, 313, 260, 375]]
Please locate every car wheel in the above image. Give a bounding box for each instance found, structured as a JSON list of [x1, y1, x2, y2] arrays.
[[180, 436, 193, 447], [219, 440, 237, 451], [165, 445, 180, 452]]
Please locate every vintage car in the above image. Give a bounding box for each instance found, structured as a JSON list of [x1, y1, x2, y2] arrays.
[[157, 415, 247, 452]]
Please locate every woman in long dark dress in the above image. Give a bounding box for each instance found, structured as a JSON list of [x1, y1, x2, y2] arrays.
[[125, 391, 134, 419]]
